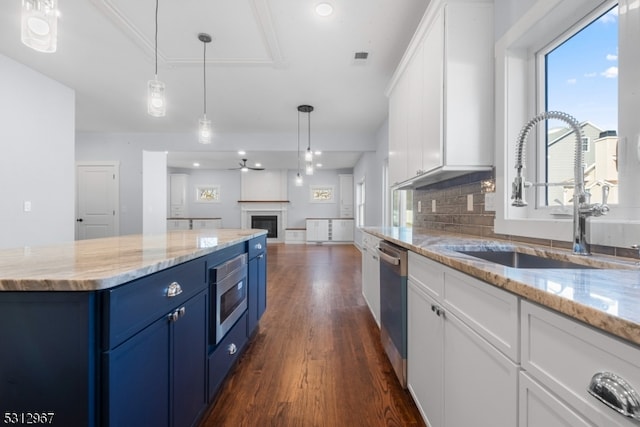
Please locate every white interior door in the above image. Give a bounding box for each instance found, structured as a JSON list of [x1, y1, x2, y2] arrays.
[[76, 162, 119, 240]]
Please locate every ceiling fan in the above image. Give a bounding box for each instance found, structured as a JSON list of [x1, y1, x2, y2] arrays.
[[229, 158, 265, 171]]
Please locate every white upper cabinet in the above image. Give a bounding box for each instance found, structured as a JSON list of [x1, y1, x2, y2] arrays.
[[387, 0, 494, 188]]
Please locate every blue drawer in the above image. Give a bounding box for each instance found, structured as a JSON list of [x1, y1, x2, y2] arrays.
[[102, 257, 207, 349], [248, 235, 266, 259], [208, 313, 248, 401]]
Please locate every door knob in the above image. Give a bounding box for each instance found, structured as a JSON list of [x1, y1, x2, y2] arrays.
[[76, 218, 84, 222]]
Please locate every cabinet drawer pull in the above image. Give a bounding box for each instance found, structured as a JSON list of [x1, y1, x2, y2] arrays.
[[166, 282, 183, 298], [254, 243, 262, 250], [431, 304, 444, 317], [227, 343, 237, 355], [587, 372, 640, 421]]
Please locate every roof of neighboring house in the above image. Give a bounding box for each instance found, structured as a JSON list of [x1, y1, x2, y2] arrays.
[[547, 121, 603, 147]]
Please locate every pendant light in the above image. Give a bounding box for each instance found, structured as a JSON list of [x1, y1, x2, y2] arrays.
[[295, 107, 303, 186], [21, 0, 59, 53], [147, 0, 166, 117], [297, 105, 314, 175], [198, 33, 212, 144]]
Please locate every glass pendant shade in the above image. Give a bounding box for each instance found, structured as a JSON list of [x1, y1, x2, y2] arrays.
[[21, 0, 58, 53], [305, 148, 313, 162], [305, 162, 314, 175], [199, 115, 212, 144], [295, 173, 303, 186], [147, 78, 166, 117]]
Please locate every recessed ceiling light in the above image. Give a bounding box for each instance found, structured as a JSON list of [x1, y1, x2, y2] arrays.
[[316, 163, 323, 168], [255, 162, 262, 168], [238, 150, 246, 156], [315, 2, 333, 16], [193, 162, 200, 167], [314, 151, 322, 156]]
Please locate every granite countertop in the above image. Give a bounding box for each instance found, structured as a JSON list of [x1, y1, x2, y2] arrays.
[[364, 227, 640, 347], [0, 229, 267, 292]]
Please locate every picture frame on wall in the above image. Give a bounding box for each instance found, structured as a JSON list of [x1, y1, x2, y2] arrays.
[[309, 185, 335, 203], [195, 185, 221, 203]]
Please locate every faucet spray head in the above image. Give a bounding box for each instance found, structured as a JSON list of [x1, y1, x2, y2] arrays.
[[511, 170, 528, 207]]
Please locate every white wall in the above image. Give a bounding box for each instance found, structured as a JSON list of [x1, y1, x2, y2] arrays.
[[168, 168, 242, 228], [142, 151, 167, 234], [0, 54, 75, 249], [353, 120, 389, 246], [286, 169, 352, 228]]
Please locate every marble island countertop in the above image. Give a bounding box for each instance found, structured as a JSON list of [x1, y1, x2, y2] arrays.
[[0, 229, 267, 292], [364, 227, 640, 347]]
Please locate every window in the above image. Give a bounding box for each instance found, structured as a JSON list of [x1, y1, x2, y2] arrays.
[[494, 0, 639, 245], [542, 4, 618, 206], [392, 189, 413, 228], [356, 180, 365, 228]]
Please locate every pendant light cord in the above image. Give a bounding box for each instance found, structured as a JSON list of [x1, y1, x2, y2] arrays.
[[297, 110, 301, 172], [154, 0, 158, 77], [203, 41, 207, 115], [307, 111, 311, 152]]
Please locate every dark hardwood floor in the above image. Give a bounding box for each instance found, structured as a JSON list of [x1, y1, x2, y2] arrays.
[[199, 243, 426, 427]]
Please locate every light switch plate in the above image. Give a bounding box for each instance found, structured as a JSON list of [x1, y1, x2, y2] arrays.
[[484, 193, 496, 212]]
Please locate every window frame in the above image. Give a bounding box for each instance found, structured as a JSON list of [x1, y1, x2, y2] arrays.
[[493, 0, 639, 246]]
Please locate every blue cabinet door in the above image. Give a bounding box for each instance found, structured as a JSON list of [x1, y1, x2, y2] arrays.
[[0, 292, 96, 427], [104, 315, 170, 427], [256, 251, 267, 320], [172, 291, 207, 427], [247, 255, 259, 335]]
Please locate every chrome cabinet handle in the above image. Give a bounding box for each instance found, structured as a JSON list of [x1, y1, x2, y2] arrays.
[[166, 282, 183, 298], [587, 372, 640, 421], [254, 243, 262, 250], [258, 254, 264, 259], [228, 343, 237, 355], [167, 306, 186, 322]]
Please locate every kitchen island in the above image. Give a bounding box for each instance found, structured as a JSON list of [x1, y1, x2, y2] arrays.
[[365, 227, 640, 427], [0, 229, 267, 427]]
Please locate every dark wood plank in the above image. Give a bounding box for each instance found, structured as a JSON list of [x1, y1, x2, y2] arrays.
[[199, 244, 426, 427]]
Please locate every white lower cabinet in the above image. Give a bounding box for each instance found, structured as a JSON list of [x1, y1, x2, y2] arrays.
[[520, 301, 640, 427], [519, 372, 595, 427], [408, 279, 443, 427], [443, 310, 519, 427], [361, 233, 381, 326], [407, 252, 519, 427]]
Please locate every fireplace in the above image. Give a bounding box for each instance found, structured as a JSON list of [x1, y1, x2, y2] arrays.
[[251, 215, 278, 238]]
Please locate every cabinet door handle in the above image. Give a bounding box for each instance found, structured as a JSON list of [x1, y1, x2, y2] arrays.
[[227, 343, 237, 355], [258, 254, 264, 259], [168, 311, 179, 322], [431, 304, 444, 317], [166, 282, 183, 298], [588, 372, 640, 421], [178, 306, 186, 318]]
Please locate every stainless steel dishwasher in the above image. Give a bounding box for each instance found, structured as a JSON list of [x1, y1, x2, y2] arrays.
[[377, 240, 408, 388]]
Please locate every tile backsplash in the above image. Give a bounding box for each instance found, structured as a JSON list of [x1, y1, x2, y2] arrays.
[[413, 170, 638, 259], [413, 171, 496, 238]]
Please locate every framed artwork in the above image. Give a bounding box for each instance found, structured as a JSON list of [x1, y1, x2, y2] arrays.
[[195, 185, 220, 203], [310, 185, 335, 203]]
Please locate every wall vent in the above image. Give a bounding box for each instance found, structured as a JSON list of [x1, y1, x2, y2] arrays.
[[354, 51, 369, 60]]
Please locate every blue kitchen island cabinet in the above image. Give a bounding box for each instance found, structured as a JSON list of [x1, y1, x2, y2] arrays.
[[247, 234, 267, 336], [0, 229, 268, 427]]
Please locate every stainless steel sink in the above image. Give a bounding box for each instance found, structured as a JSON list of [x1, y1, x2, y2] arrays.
[[458, 250, 597, 269]]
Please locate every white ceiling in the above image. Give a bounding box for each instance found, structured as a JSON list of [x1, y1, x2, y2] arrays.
[[0, 0, 429, 169]]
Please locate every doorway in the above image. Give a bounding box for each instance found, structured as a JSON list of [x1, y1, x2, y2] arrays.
[[76, 162, 120, 240]]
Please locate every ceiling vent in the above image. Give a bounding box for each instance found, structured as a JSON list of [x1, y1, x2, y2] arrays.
[[352, 51, 369, 66]]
